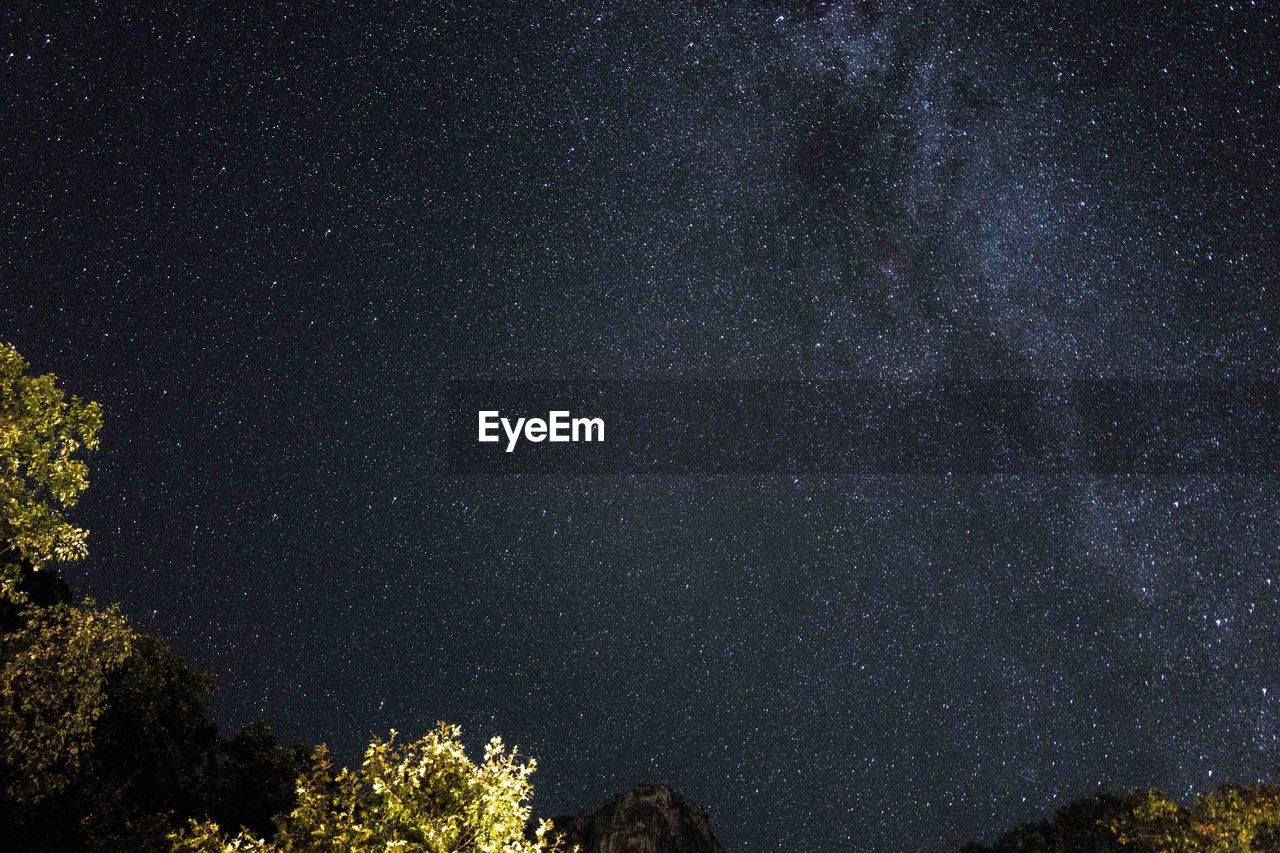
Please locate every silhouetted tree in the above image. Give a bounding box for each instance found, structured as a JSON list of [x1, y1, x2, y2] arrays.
[[0, 543, 71, 633], [207, 720, 307, 840], [960, 791, 1137, 852]]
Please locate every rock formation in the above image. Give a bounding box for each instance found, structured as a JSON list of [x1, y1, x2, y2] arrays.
[[551, 783, 725, 853]]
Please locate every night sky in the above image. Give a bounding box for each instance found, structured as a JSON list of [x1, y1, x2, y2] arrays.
[[4, 2, 1280, 850]]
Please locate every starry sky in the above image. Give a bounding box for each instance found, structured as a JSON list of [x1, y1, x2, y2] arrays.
[[4, 1, 1280, 850]]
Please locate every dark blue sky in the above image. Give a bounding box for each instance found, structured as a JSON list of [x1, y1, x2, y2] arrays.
[[4, 2, 1279, 849]]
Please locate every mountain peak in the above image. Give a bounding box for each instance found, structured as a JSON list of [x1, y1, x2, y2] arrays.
[[552, 783, 725, 853]]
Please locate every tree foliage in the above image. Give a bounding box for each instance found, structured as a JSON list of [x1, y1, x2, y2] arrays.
[[1106, 785, 1280, 852], [0, 342, 102, 584], [966, 783, 1280, 852], [208, 719, 309, 841], [0, 344, 306, 850], [0, 343, 559, 851], [0, 600, 218, 849], [174, 722, 564, 852]]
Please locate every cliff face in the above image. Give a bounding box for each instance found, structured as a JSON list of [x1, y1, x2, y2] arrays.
[[551, 784, 725, 853]]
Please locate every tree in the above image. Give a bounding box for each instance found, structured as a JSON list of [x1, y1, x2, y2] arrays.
[[0, 600, 218, 850], [959, 791, 1137, 852], [0, 346, 560, 851], [207, 719, 309, 841], [0, 345, 312, 851], [1106, 785, 1280, 852], [0, 342, 102, 592], [965, 783, 1280, 852], [173, 722, 566, 852]]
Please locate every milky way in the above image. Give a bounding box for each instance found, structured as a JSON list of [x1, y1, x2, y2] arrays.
[[3, 2, 1279, 849]]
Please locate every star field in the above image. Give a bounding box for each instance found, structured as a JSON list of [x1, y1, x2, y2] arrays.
[[3, 2, 1280, 849]]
